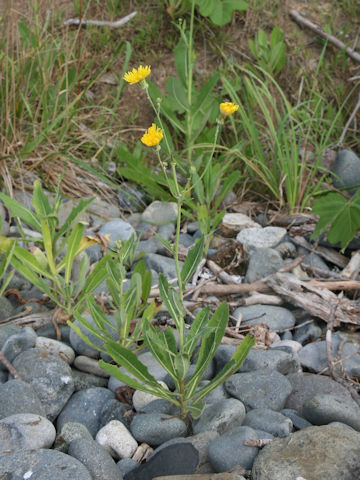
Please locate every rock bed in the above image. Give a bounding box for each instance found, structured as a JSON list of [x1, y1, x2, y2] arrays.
[[0, 185, 360, 479]]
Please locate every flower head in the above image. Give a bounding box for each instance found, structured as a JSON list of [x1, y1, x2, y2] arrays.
[[220, 102, 239, 116], [141, 123, 163, 147], [124, 65, 151, 85]]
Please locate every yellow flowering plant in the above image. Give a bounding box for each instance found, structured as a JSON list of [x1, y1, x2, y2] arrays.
[[98, 25, 254, 423]]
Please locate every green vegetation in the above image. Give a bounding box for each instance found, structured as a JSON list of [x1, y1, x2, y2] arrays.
[[0, 0, 359, 419]]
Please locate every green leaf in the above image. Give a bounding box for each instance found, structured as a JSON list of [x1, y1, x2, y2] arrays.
[[153, 232, 174, 255], [32, 180, 52, 218], [191, 334, 255, 403], [103, 339, 163, 388], [158, 274, 186, 331], [40, 219, 56, 274], [63, 223, 84, 284], [99, 360, 175, 401], [0, 240, 15, 279], [181, 236, 204, 285], [187, 399, 206, 419], [12, 245, 52, 278], [185, 302, 229, 398], [166, 77, 189, 112], [80, 255, 109, 296], [311, 190, 360, 251], [174, 37, 188, 88], [55, 197, 94, 241], [191, 73, 219, 117], [174, 352, 191, 380], [0, 192, 41, 231], [143, 322, 178, 382], [184, 306, 211, 356]]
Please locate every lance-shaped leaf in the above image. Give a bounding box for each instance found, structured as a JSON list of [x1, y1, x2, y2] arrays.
[[187, 399, 206, 419], [190, 334, 255, 404], [158, 274, 185, 331], [63, 223, 84, 284], [143, 322, 179, 384], [99, 360, 176, 402], [183, 306, 212, 357], [185, 302, 229, 399], [102, 340, 166, 389], [81, 255, 109, 296], [0, 192, 41, 231], [55, 197, 94, 242], [32, 180, 52, 218], [181, 236, 204, 286]]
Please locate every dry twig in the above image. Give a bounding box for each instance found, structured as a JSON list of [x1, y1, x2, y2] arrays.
[[63, 11, 137, 28], [290, 10, 360, 63], [0, 352, 22, 380]]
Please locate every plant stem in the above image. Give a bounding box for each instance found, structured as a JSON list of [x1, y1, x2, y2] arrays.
[[186, 0, 195, 166]]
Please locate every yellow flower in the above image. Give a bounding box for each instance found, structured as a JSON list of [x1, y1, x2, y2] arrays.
[[141, 123, 163, 147], [220, 102, 239, 116], [123, 65, 151, 85]]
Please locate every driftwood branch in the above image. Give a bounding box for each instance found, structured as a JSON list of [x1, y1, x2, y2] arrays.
[[63, 11, 137, 28], [267, 273, 360, 325], [290, 9, 360, 63]]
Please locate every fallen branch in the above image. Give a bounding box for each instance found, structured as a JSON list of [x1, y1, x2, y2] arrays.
[[63, 11, 137, 28], [290, 9, 360, 63], [267, 272, 360, 325]]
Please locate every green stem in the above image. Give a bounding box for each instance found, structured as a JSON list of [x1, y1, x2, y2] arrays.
[[144, 87, 172, 157], [186, 0, 195, 166]]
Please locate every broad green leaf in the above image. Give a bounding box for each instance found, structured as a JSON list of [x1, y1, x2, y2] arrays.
[[63, 223, 84, 284], [181, 236, 204, 285], [0, 192, 41, 231], [311, 190, 360, 250], [174, 37, 188, 88], [191, 73, 219, 117], [166, 77, 189, 113]]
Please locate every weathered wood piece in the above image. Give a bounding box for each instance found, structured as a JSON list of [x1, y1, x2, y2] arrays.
[[267, 273, 360, 325]]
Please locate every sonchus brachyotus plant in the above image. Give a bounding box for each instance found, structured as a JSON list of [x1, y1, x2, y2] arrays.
[[80, 63, 255, 424]]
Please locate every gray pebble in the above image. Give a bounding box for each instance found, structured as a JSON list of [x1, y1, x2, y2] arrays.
[[243, 408, 293, 437], [302, 393, 360, 431], [208, 426, 258, 471], [68, 437, 123, 480], [54, 422, 93, 453], [225, 368, 292, 411], [130, 413, 187, 447], [57, 387, 114, 436], [232, 305, 296, 331], [192, 398, 246, 435], [11, 348, 74, 421], [0, 326, 37, 368], [0, 413, 55, 452], [0, 379, 46, 420], [0, 448, 92, 479]]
